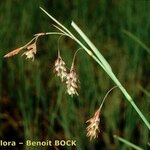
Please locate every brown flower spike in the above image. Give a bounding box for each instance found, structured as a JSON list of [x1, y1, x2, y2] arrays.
[[86, 86, 117, 141], [86, 108, 100, 141], [54, 55, 67, 82]]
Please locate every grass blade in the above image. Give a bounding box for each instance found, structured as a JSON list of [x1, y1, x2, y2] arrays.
[[114, 135, 144, 150], [40, 7, 74, 39]]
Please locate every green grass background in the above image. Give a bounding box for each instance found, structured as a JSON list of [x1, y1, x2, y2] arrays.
[[0, 0, 150, 150]]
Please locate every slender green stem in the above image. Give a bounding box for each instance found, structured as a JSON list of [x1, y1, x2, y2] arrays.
[[24, 32, 68, 51], [35, 32, 68, 37], [71, 48, 82, 69], [114, 135, 144, 150], [57, 35, 65, 57], [45, 32, 66, 36], [52, 25, 72, 38]]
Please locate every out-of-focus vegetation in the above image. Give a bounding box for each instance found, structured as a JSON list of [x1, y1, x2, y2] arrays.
[[0, 0, 150, 150]]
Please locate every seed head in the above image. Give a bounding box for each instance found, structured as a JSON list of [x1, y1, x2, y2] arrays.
[[54, 56, 67, 81], [86, 108, 100, 141], [22, 43, 37, 61], [66, 67, 79, 96]]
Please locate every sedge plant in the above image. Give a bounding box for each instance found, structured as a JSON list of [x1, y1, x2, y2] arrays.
[[3, 7, 150, 147]]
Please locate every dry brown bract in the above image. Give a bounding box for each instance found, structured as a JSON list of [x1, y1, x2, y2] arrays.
[[54, 56, 67, 81], [4, 47, 23, 58], [66, 68, 79, 96], [86, 108, 100, 141]]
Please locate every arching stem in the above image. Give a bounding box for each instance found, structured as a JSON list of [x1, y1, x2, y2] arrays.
[[71, 48, 82, 69], [99, 86, 118, 110]]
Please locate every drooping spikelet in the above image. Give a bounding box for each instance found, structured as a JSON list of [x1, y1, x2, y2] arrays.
[[66, 67, 79, 96], [54, 55, 67, 82], [86, 108, 100, 141]]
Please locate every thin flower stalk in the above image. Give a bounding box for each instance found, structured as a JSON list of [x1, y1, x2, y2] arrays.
[[4, 35, 38, 59], [4, 32, 68, 60]]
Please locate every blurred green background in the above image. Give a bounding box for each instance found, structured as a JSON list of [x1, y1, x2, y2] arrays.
[[0, 0, 150, 150]]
